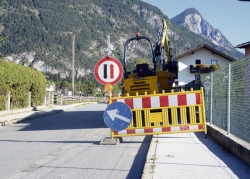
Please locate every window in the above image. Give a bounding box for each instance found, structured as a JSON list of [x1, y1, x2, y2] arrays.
[[196, 59, 201, 64], [211, 60, 218, 64]]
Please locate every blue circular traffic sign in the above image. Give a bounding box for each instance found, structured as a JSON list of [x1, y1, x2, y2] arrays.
[[103, 102, 132, 131]]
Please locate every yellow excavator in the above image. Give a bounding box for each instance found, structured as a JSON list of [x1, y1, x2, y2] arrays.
[[122, 19, 178, 96]]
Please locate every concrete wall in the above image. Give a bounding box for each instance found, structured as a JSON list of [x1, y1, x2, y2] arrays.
[[207, 124, 250, 166]]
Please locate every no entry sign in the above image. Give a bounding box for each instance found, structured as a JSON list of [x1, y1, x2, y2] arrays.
[[94, 56, 123, 85]]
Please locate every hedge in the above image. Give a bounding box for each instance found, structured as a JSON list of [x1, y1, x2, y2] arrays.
[[0, 59, 46, 110]]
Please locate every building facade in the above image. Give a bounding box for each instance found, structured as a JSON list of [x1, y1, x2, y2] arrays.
[[174, 44, 235, 85]]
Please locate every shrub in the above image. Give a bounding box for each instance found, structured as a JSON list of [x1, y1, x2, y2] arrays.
[[197, 64, 205, 69], [0, 59, 46, 110], [210, 64, 220, 70]]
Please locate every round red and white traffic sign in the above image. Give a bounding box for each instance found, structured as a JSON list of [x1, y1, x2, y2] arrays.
[[94, 56, 123, 85]]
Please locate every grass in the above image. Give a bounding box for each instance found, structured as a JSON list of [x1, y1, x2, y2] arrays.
[[150, 164, 156, 173]]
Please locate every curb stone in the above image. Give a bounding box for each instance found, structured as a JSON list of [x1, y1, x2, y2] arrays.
[[142, 136, 157, 179]]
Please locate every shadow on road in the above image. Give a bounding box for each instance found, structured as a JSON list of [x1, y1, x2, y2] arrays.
[[18, 110, 107, 131], [126, 135, 152, 179]]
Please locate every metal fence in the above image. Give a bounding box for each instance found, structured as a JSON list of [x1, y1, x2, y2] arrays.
[[63, 96, 106, 104], [201, 55, 250, 143], [45, 93, 106, 106]]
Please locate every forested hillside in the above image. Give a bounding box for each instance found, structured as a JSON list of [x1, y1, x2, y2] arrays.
[[0, 0, 244, 79]]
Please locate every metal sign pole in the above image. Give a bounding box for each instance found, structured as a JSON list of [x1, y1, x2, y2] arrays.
[[227, 64, 231, 135], [107, 35, 110, 56], [210, 72, 213, 125]]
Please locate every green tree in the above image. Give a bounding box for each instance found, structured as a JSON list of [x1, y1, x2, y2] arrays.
[[112, 84, 120, 96], [60, 80, 71, 89], [81, 83, 88, 96], [83, 79, 95, 96]]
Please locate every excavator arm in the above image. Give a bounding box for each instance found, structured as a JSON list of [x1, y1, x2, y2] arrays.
[[154, 20, 172, 63], [154, 20, 178, 78]]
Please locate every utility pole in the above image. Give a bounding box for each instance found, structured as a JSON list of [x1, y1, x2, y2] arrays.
[[78, 80, 81, 96], [72, 33, 75, 96]]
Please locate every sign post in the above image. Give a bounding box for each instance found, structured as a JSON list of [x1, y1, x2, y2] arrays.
[[204, 81, 211, 117], [99, 37, 126, 145], [204, 81, 211, 91]]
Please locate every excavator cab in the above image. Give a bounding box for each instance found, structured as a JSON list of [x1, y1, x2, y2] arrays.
[[136, 63, 153, 77], [123, 35, 156, 79]]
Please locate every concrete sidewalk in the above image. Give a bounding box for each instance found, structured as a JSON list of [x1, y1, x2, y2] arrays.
[[0, 102, 95, 126], [142, 132, 250, 179]]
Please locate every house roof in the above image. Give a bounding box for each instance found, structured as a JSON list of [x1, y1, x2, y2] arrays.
[[235, 41, 250, 48], [174, 44, 235, 62]]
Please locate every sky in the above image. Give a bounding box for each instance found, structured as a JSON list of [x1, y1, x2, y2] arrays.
[[142, 0, 250, 53]]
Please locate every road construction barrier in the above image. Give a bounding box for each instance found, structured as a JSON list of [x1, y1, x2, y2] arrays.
[[108, 88, 207, 138]]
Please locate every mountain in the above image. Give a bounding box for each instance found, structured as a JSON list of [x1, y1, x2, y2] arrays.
[[171, 8, 238, 53], [0, 1, 244, 79]]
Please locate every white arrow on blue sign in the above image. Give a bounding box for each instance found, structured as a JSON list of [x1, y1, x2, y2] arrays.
[[103, 102, 132, 131]]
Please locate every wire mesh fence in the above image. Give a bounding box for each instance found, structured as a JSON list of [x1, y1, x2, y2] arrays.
[[201, 56, 250, 143]]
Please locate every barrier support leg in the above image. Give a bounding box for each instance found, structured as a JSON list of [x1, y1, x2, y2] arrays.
[[100, 131, 122, 145]]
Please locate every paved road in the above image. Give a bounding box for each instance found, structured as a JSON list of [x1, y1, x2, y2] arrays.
[[0, 103, 151, 179]]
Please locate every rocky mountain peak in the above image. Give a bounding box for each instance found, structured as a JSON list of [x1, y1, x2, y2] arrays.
[[171, 8, 233, 49]]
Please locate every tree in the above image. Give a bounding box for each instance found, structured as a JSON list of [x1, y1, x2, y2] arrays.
[[81, 83, 88, 96], [83, 79, 95, 96], [112, 84, 120, 95], [60, 80, 70, 89]]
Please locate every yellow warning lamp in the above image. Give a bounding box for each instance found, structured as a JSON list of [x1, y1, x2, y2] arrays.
[[104, 84, 113, 92]]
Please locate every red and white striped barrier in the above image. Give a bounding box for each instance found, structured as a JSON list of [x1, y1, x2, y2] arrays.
[[115, 93, 201, 109], [114, 124, 204, 135]]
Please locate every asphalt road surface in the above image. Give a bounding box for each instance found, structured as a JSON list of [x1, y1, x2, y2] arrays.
[[0, 103, 151, 179]]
